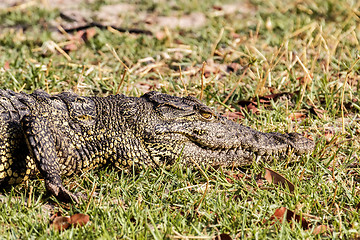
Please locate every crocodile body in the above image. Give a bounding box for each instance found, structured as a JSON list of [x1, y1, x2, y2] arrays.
[[0, 89, 314, 202]]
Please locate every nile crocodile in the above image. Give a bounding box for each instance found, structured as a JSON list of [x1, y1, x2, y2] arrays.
[[0, 89, 314, 202]]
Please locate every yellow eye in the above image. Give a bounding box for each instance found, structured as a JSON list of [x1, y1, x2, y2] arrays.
[[200, 111, 213, 120]]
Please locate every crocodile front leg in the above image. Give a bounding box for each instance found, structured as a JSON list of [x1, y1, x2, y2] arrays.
[[21, 114, 80, 203]]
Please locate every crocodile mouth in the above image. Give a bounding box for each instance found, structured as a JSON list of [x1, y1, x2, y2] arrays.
[[146, 124, 313, 167], [181, 140, 295, 167], [146, 133, 290, 168]]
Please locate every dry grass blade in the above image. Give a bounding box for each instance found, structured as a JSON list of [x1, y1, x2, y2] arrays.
[[200, 62, 206, 100], [189, 158, 209, 211], [116, 69, 128, 94]]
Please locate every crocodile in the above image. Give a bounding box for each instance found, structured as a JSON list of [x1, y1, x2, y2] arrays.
[[0, 89, 314, 202]]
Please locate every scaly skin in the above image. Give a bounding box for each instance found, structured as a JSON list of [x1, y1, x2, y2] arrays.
[[0, 90, 314, 202]]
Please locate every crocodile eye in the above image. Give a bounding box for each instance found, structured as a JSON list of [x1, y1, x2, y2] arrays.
[[200, 111, 213, 120]]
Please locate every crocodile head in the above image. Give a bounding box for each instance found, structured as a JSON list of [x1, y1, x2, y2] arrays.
[[138, 92, 314, 167]]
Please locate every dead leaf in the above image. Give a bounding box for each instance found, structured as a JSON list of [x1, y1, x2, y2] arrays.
[[223, 111, 244, 120], [68, 213, 90, 227], [225, 172, 245, 184], [247, 103, 258, 114], [236, 101, 259, 114], [4, 61, 10, 70], [212, 5, 223, 11], [52, 215, 71, 231], [63, 28, 97, 51], [267, 207, 310, 229], [213, 233, 233, 240], [264, 168, 295, 193], [312, 225, 328, 235], [288, 112, 306, 121], [50, 212, 90, 231]]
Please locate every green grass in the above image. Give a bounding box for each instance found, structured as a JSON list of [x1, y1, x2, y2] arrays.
[[0, 0, 360, 239]]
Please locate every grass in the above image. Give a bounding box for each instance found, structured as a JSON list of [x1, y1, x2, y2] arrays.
[[0, 0, 360, 238]]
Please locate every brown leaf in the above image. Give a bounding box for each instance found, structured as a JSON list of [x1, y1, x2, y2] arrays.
[[247, 102, 258, 114], [312, 225, 328, 235], [50, 212, 89, 231], [68, 213, 90, 227], [267, 207, 310, 229], [269, 207, 287, 222], [52, 216, 71, 231], [4, 61, 10, 70], [237, 100, 259, 114], [225, 172, 245, 183], [213, 233, 233, 240], [84, 28, 97, 41], [288, 112, 306, 121], [264, 168, 295, 193], [212, 5, 223, 11], [63, 28, 97, 51], [223, 111, 244, 120]]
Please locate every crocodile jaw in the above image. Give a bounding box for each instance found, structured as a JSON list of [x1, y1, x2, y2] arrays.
[[143, 119, 314, 167]]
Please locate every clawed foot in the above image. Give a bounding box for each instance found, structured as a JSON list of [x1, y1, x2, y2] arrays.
[[45, 181, 87, 203]]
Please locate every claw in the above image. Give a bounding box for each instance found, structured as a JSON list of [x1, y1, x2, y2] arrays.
[[45, 180, 85, 203]]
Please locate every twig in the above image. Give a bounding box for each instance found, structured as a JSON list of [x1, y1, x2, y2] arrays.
[[27, 186, 33, 208], [106, 44, 129, 71], [61, 22, 153, 36], [46, 41, 72, 61], [116, 69, 128, 94], [85, 182, 97, 213]]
